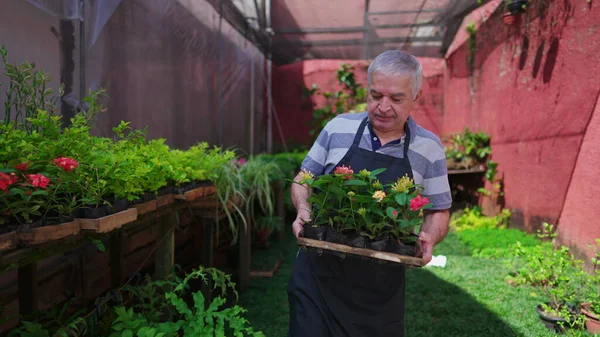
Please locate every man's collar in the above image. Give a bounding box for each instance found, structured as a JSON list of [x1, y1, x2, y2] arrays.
[[365, 115, 416, 144]]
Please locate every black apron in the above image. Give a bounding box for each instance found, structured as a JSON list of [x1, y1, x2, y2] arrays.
[[288, 116, 414, 337]]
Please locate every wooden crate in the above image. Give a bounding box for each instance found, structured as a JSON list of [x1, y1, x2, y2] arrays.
[[17, 221, 80, 246], [297, 237, 425, 267], [0, 231, 18, 252], [156, 194, 175, 209], [78, 208, 138, 233], [174, 185, 217, 202], [132, 200, 157, 216]]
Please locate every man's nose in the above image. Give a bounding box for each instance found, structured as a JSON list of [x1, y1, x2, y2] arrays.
[[378, 97, 392, 111]]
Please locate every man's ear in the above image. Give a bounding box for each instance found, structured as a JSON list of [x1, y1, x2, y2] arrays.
[[414, 89, 423, 102]]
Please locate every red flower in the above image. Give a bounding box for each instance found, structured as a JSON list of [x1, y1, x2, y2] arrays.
[[410, 195, 430, 211], [334, 165, 354, 179], [14, 161, 29, 172], [0, 172, 19, 192], [392, 210, 398, 218], [26, 174, 50, 189], [54, 157, 79, 171]]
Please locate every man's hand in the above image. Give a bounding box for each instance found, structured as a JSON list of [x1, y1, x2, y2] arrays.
[[418, 231, 434, 265], [292, 209, 311, 238]]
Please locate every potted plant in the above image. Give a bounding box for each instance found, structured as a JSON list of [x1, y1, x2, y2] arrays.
[[296, 166, 431, 259], [502, 0, 528, 25]]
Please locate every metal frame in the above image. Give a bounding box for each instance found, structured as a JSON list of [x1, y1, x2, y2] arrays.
[[366, 9, 444, 15], [275, 22, 442, 35], [275, 36, 443, 47]]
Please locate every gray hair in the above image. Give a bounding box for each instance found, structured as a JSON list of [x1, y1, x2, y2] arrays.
[[367, 50, 423, 99]]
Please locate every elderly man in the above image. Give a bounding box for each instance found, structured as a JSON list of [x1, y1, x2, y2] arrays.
[[287, 50, 452, 337]]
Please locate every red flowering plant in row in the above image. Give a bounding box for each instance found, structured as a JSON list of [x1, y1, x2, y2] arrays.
[[296, 165, 431, 253], [0, 156, 80, 228]]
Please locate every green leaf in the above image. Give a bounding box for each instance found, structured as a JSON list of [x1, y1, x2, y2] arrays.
[[370, 168, 386, 176], [395, 193, 408, 206], [343, 179, 368, 186], [90, 238, 106, 252], [386, 207, 397, 219], [123, 329, 133, 337]]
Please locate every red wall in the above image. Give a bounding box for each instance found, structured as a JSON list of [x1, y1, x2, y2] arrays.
[[273, 58, 445, 149], [443, 0, 600, 244]]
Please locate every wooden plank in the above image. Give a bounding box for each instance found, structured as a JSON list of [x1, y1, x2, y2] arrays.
[[156, 194, 174, 209], [154, 213, 175, 280], [110, 230, 125, 288], [238, 217, 252, 292], [18, 263, 38, 315], [133, 200, 158, 216], [297, 237, 425, 267], [78, 208, 138, 233], [0, 231, 18, 252], [250, 257, 283, 278], [17, 221, 80, 246], [174, 185, 214, 202]]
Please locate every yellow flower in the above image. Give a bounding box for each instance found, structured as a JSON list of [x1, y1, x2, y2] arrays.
[[372, 180, 383, 189], [392, 174, 414, 193], [357, 207, 367, 216], [347, 191, 355, 197], [372, 190, 386, 202], [298, 169, 314, 184], [359, 169, 371, 178]]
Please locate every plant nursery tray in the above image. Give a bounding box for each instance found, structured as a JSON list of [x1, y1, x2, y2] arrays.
[[78, 208, 138, 233], [297, 237, 425, 267], [17, 221, 80, 246], [174, 185, 216, 202], [132, 199, 158, 215], [0, 231, 18, 252]]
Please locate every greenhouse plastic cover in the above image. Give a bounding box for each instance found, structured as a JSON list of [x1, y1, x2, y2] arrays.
[[22, 0, 487, 152]]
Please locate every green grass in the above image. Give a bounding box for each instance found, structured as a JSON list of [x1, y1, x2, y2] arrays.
[[240, 230, 595, 337]]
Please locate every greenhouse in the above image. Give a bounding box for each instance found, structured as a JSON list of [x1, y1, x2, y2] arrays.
[[0, 0, 599, 336]]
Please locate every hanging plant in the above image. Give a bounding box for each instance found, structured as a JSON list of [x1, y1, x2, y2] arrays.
[[502, 0, 528, 25]]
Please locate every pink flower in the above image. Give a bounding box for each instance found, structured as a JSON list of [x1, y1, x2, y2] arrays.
[[26, 174, 50, 189], [410, 195, 430, 211], [0, 173, 19, 192], [334, 165, 354, 179], [237, 158, 247, 165], [14, 161, 29, 172], [392, 210, 398, 218], [54, 157, 79, 171]]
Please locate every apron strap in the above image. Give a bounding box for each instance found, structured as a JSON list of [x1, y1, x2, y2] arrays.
[[402, 121, 411, 159]]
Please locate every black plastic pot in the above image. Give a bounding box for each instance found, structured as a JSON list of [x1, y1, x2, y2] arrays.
[[386, 238, 417, 257], [157, 186, 172, 196], [507, 0, 527, 14], [31, 216, 74, 229], [536, 304, 579, 333], [82, 206, 107, 219], [303, 225, 328, 241], [326, 227, 349, 259], [106, 199, 128, 215]]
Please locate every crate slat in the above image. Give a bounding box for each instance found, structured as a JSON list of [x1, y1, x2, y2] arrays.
[[297, 237, 425, 267]]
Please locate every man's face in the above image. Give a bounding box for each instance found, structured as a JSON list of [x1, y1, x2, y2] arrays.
[[367, 72, 420, 133]]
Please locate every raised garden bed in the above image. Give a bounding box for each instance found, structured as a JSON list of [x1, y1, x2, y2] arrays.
[[174, 182, 217, 202]]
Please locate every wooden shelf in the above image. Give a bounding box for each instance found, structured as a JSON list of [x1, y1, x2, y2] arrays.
[[0, 231, 18, 253], [297, 237, 425, 267]]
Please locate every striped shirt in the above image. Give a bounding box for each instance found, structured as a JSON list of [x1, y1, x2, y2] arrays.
[[301, 112, 452, 210]]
